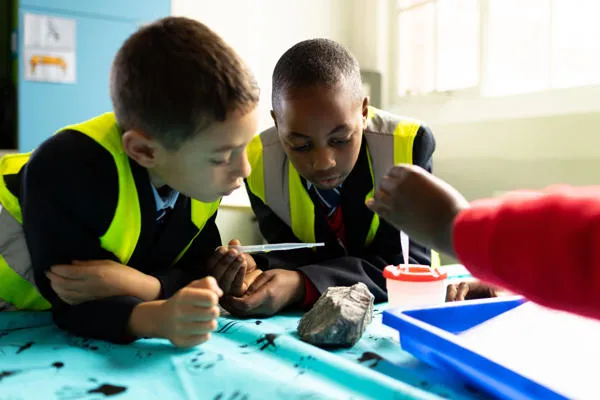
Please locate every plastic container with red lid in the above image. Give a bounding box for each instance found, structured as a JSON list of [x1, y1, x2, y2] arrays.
[[384, 265, 448, 311]]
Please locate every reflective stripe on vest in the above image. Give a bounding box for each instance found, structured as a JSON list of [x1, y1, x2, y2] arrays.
[[0, 112, 220, 310], [246, 107, 443, 266], [0, 153, 30, 223], [364, 107, 440, 268], [0, 154, 49, 310], [0, 205, 50, 310]]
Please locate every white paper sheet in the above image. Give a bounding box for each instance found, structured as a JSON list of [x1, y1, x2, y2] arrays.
[[459, 302, 600, 399]]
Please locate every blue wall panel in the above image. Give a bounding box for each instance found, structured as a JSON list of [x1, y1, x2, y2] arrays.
[[18, 0, 171, 151]]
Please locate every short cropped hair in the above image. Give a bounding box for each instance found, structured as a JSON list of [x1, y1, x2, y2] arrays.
[[271, 38, 362, 114], [110, 17, 259, 150]]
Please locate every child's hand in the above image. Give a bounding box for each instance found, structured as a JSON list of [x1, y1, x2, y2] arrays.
[[47, 260, 161, 305], [366, 164, 470, 257], [208, 239, 260, 297], [446, 281, 498, 301], [243, 268, 263, 292], [156, 277, 222, 348], [220, 269, 304, 317]]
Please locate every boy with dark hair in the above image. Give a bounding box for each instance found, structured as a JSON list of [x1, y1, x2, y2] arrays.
[[0, 17, 259, 347], [221, 39, 444, 317]]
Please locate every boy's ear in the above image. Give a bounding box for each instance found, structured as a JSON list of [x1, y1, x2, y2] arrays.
[[122, 130, 162, 168], [270, 110, 278, 130], [362, 96, 370, 128]]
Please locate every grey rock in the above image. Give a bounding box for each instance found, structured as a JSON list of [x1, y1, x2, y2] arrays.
[[297, 282, 374, 348]]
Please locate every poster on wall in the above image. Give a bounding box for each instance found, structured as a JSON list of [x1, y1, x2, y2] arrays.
[[23, 13, 76, 84]]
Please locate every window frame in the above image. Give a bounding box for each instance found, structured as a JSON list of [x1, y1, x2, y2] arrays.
[[390, 0, 486, 101], [389, 0, 600, 104]]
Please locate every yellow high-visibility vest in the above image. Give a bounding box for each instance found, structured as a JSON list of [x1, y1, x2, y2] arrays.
[[0, 112, 220, 310]]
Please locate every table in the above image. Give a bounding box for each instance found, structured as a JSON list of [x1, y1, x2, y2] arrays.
[[0, 304, 489, 399]]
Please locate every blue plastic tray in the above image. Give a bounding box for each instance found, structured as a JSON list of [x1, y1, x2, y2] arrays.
[[382, 297, 568, 400]]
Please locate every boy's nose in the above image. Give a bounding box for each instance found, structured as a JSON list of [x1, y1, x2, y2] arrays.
[[312, 148, 336, 171]]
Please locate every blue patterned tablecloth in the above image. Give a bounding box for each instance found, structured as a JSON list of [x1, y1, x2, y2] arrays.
[[0, 304, 489, 400]]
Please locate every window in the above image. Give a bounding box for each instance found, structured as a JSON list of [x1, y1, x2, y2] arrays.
[[551, 0, 600, 89], [483, 0, 550, 96], [395, 0, 480, 96], [397, 2, 436, 96], [436, 0, 480, 91], [394, 0, 600, 98]]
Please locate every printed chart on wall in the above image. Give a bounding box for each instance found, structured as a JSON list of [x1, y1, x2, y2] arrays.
[[23, 13, 76, 84]]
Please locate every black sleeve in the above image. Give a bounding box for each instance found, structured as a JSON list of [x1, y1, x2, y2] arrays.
[[298, 214, 420, 302], [406, 124, 437, 265], [412, 125, 436, 173], [298, 256, 390, 302], [153, 214, 221, 298], [22, 131, 143, 344]]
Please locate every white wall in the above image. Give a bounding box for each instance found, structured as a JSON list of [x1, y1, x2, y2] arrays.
[[172, 0, 353, 242], [346, 0, 392, 107], [172, 0, 352, 131]]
